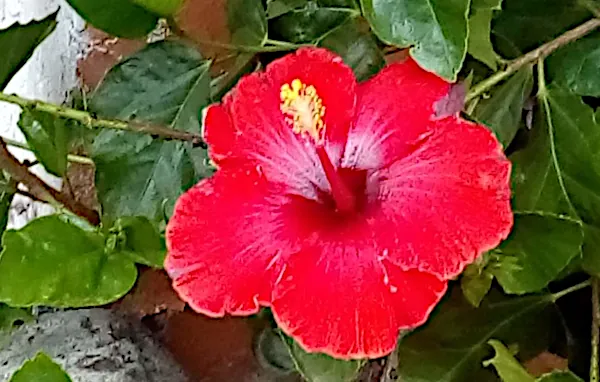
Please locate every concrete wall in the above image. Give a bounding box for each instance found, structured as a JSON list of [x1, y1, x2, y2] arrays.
[[0, 0, 85, 228]]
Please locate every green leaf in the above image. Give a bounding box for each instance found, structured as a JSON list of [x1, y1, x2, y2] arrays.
[[461, 256, 494, 307], [0, 304, 31, 332], [510, 85, 600, 276], [318, 17, 385, 81], [0, 172, 17, 239], [228, 0, 268, 45], [130, 0, 182, 16], [65, 0, 158, 38], [467, 0, 502, 70], [108, 216, 165, 268], [483, 340, 535, 382], [361, 0, 470, 81], [9, 353, 72, 382], [491, 213, 584, 294], [91, 41, 213, 224], [284, 335, 363, 382], [0, 12, 57, 90], [0, 216, 137, 307], [491, 0, 590, 58], [269, 6, 351, 44], [537, 371, 584, 382], [547, 32, 600, 97], [472, 66, 533, 148], [17, 109, 68, 177], [396, 289, 557, 382]]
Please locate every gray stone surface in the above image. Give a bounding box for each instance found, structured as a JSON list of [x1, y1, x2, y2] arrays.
[[0, 309, 189, 381]]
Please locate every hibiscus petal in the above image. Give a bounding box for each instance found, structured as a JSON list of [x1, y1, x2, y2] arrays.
[[165, 167, 300, 317], [343, 57, 450, 170], [270, 231, 447, 359], [368, 116, 513, 279], [203, 48, 356, 197]]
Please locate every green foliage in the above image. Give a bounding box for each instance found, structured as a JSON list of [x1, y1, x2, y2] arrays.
[[106, 216, 166, 268], [467, 0, 502, 70], [130, 0, 183, 17], [0, 12, 57, 90], [361, 0, 470, 81], [64, 0, 158, 38], [0, 172, 16, 238], [9, 353, 72, 382], [90, 41, 213, 225], [0, 304, 31, 332]]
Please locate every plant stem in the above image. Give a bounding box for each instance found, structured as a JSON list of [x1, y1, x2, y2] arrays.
[[0, 92, 206, 147], [552, 279, 593, 301], [195, 39, 309, 53], [592, 278, 599, 382], [1, 136, 94, 165], [580, 0, 600, 18], [0, 138, 99, 225], [466, 18, 600, 102]]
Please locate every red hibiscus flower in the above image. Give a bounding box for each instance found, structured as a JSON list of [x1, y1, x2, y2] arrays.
[[165, 48, 513, 359]]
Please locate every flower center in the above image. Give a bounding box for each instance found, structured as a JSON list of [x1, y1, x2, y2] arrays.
[[280, 79, 326, 143], [280, 79, 357, 214]]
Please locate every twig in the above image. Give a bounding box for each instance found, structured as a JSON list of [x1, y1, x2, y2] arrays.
[[0, 92, 207, 148], [0, 138, 99, 225], [592, 278, 599, 382], [381, 346, 399, 382], [466, 18, 600, 102], [580, 0, 600, 18], [1, 136, 94, 165], [15, 188, 46, 204]]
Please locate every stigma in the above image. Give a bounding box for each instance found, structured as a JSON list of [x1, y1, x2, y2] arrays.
[[280, 79, 326, 144]]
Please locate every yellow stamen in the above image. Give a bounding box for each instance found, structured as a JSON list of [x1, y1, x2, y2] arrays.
[[280, 79, 326, 143]]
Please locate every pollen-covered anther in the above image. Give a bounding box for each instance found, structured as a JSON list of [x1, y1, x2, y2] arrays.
[[280, 79, 326, 143]]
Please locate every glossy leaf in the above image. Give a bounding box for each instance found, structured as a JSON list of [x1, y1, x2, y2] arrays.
[[491, 0, 590, 58], [9, 353, 72, 382], [285, 335, 363, 382], [483, 340, 535, 382], [473, 66, 533, 148], [65, 0, 158, 38], [0, 216, 137, 307], [537, 372, 584, 382], [361, 0, 470, 81], [396, 289, 556, 382], [461, 257, 494, 307], [91, 41, 213, 224], [510, 85, 600, 276], [269, 6, 350, 44], [467, 0, 502, 70], [17, 109, 68, 177], [228, 0, 268, 45], [491, 213, 584, 295], [130, 0, 182, 16], [0, 12, 57, 90], [108, 216, 165, 268], [547, 32, 600, 97], [0, 304, 31, 332], [0, 172, 16, 239], [318, 17, 385, 81]]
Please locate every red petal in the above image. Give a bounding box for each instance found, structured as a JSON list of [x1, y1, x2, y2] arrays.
[[366, 116, 513, 278], [203, 48, 356, 194], [343, 57, 450, 169], [165, 168, 299, 317], [271, 244, 447, 359]]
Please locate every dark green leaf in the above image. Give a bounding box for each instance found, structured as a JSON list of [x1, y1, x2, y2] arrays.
[[483, 340, 535, 382], [473, 66, 533, 148], [269, 6, 351, 44], [266, 0, 310, 18], [319, 17, 385, 81], [0, 172, 17, 239], [91, 41, 213, 224], [65, 0, 158, 38], [9, 353, 72, 382], [361, 0, 470, 81], [467, 0, 502, 70], [0, 216, 137, 307], [130, 0, 182, 16], [510, 85, 600, 276], [461, 257, 494, 307], [109, 216, 165, 268], [284, 335, 363, 382], [491, 213, 584, 294], [491, 0, 590, 58], [537, 371, 584, 382], [228, 0, 268, 45], [0, 12, 57, 90], [547, 31, 600, 97], [0, 304, 31, 332], [17, 109, 68, 177], [396, 289, 557, 382]]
